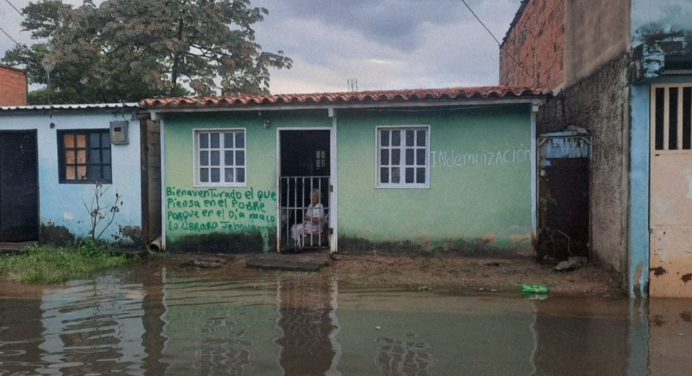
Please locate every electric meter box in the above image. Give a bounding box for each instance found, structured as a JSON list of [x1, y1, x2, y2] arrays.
[[110, 121, 129, 145]]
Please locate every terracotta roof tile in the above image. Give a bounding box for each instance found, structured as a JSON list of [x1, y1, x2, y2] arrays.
[[141, 86, 545, 109]]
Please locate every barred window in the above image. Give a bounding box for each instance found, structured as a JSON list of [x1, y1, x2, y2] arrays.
[[653, 85, 692, 151]]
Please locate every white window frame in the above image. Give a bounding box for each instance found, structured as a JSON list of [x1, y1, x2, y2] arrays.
[[375, 125, 431, 189], [193, 128, 247, 187]]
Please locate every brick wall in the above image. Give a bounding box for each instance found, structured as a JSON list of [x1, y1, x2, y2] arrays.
[[500, 0, 565, 90], [0, 66, 28, 106]]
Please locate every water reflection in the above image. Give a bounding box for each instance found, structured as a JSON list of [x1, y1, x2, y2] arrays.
[[275, 277, 339, 376], [1, 264, 692, 375], [0, 297, 43, 373], [532, 298, 629, 376], [37, 268, 166, 376]]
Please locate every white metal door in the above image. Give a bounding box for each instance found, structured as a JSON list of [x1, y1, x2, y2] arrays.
[[650, 84, 692, 298]]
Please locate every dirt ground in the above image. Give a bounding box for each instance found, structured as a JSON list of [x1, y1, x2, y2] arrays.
[[171, 252, 623, 298], [0, 252, 622, 298]]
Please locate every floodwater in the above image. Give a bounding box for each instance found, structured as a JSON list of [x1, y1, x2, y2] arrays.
[[0, 263, 691, 376]]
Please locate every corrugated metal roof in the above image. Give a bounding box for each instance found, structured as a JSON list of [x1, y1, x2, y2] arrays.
[[0, 103, 139, 111], [141, 86, 546, 109]]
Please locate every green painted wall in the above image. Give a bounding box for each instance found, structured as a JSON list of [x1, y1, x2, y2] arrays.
[[337, 105, 532, 251], [163, 111, 330, 252], [163, 105, 533, 253]]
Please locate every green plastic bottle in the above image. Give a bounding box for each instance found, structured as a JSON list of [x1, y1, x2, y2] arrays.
[[521, 284, 550, 294]]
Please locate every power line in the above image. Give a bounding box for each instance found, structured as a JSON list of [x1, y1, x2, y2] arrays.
[[2, 0, 22, 15], [457, 0, 539, 87], [0, 0, 22, 46], [0, 25, 20, 46], [459, 0, 502, 46]]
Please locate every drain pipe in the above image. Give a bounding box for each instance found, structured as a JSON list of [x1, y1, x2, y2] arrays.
[[148, 236, 163, 253]]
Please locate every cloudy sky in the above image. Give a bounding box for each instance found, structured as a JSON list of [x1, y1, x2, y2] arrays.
[[0, 0, 521, 94]]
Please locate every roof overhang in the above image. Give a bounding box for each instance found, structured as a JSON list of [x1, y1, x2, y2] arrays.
[[147, 97, 545, 116]]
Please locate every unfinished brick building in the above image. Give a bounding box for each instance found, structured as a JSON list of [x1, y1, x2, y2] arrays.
[[0, 66, 28, 106], [500, 0, 565, 90]]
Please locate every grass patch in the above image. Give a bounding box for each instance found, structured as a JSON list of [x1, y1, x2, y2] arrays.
[[0, 242, 134, 284]]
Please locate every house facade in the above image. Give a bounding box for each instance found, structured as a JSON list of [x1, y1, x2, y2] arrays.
[[0, 104, 147, 245], [501, 0, 692, 297], [143, 87, 544, 254]]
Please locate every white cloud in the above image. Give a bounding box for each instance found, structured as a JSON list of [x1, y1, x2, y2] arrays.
[[257, 0, 521, 93]]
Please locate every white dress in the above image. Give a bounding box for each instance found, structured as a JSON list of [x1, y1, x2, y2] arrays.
[[291, 203, 325, 241]]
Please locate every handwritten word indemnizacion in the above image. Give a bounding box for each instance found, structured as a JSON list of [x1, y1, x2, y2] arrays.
[[431, 148, 530, 169]]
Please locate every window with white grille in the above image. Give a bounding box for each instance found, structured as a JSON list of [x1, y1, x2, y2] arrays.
[[377, 126, 430, 188], [653, 85, 692, 151], [195, 130, 246, 186]]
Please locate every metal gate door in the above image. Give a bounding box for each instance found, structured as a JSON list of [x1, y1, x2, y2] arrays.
[[279, 176, 330, 251], [0, 131, 39, 242], [650, 85, 692, 297]]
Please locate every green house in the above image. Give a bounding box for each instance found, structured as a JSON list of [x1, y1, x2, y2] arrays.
[[142, 87, 544, 254]]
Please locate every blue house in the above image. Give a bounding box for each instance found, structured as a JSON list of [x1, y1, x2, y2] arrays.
[[0, 103, 155, 246]]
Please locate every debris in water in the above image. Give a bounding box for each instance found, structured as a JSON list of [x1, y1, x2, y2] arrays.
[[554, 257, 588, 272], [521, 284, 550, 295], [179, 258, 227, 269]]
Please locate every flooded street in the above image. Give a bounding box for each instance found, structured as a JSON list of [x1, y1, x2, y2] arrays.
[[1, 262, 691, 376]]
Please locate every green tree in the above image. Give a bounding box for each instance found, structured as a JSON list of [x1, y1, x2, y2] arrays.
[[2, 0, 291, 104]]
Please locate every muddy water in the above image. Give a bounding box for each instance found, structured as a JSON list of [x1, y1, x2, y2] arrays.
[[1, 264, 691, 376]]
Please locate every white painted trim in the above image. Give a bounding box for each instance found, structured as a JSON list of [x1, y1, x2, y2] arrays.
[[191, 128, 248, 188], [330, 109, 338, 253], [276, 127, 333, 131], [275, 128, 281, 253], [663, 89, 670, 149], [147, 98, 546, 114], [650, 85, 656, 244], [160, 117, 167, 251], [374, 125, 431, 189], [531, 106, 538, 242], [678, 87, 684, 151], [649, 85, 667, 153]]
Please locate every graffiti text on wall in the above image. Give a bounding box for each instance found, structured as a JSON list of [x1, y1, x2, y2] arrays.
[[431, 147, 530, 169], [166, 186, 277, 232]]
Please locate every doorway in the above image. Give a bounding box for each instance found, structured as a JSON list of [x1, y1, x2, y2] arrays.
[[278, 129, 331, 252], [537, 131, 590, 261], [0, 131, 39, 242]]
